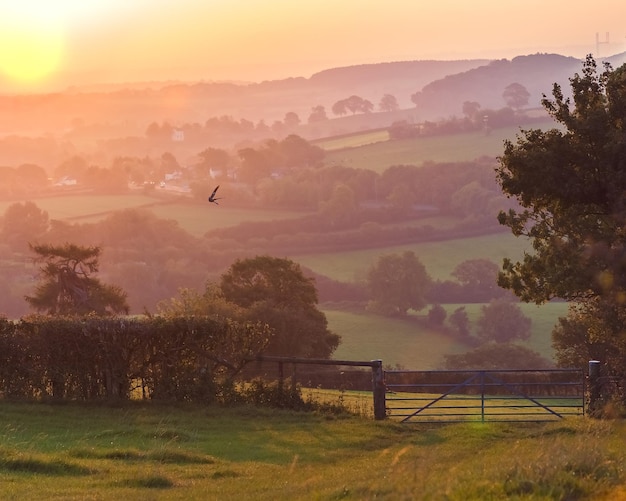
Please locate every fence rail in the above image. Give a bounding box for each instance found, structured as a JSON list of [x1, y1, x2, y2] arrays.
[[385, 368, 584, 423]]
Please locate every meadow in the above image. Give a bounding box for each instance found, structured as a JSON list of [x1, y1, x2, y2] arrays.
[[0, 401, 624, 500], [324, 302, 569, 369], [321, 124, 547, 172]]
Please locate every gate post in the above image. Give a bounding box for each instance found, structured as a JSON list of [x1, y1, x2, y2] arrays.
[[588, 360, 601, 416], [371, 360, 386, 420]]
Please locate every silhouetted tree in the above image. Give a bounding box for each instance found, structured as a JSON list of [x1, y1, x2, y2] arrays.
[[379, 94, 399, 112], [307, 105, 328, 123], [25, 243, 129, 316], [502, 82, 530, 110]]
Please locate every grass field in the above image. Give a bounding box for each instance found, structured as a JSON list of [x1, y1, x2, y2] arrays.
[[0, 402, 625, 500], [1, 194, 314, 237], [324, 302, 569, 369], [296, 232, 531, 283], [322, 120, 556, 172]]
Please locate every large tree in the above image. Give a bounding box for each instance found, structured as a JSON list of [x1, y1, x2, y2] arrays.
[[496, 56, 626, 304], [495, 55, 626, 382], [219, 256, 339, 358], [25, 243, 129, 316]]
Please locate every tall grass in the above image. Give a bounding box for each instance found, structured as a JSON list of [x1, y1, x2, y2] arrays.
[[0, 402, 624, 500]]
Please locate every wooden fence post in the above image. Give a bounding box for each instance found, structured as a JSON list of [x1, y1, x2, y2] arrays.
[[588, 360, 601, 416], [371, 360, 386, 420]]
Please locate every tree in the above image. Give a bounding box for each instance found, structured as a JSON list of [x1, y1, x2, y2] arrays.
[[552, 297, 626, 380], [444, 343, 552, 369], [283, 111, 301, 128], [219, 256, 339, 358], [308, 105, 328, 123], [1, 201, 49, 250], [25, 243, 129, 316], [476, 298, 531, 343], [451, 259, 503, 301], [379, 94, 399, 113], [427, 304, 446, 326], [502, 82, 530, 110], [462, 100, 481, 119], [449, 306, 470, 338], [318, 183, 356, 226], [496, 56, 626, 305], [366, 251, 432, 316]]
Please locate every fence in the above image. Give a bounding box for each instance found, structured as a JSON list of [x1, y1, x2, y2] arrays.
[[245, 357, 590, 423], [384, 368, 584, 423], [245, 356, 386, 419]]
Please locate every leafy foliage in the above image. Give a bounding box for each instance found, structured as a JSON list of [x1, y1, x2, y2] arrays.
[[25, 243, 129, 316], [495, 55, 626, 393], [476, 298, 532, 343], [444, 342, 552, 369], [496, 56, 626, 304], [0, 315, 271, 401], [366, 251, 432, 316], [220, 256, 340, 358]]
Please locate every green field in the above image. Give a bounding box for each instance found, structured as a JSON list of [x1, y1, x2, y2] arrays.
[[322, 121, 556, 172], [0, 194, 158, 221], [296, 232, 531, 282], [0, 402, 624, 500], [323, 309, 468, 369], [1, 194, 314, 237], [324, 302, 569, 369]]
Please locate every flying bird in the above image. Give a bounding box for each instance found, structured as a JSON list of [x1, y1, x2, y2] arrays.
[[208, 185, 221, 205]]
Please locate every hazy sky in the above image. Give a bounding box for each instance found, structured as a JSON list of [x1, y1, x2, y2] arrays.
[[1, 0, 625, 92]]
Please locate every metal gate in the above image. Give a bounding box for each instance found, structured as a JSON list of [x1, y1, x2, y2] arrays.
[[385, 369, 584, 423]]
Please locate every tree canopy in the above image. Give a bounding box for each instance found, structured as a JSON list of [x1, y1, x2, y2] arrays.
[[366, 251, 432, 316], [25, 243, 129, 316], [496, 56, 626, 304], [220, 256, 339, 358]]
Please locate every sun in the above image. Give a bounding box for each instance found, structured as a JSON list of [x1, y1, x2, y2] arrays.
[[0, 4, 68, 89], [0, 25, 64, 86]]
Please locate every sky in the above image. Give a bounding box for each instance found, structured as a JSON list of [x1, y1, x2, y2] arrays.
[[1, 0, 625, 93]]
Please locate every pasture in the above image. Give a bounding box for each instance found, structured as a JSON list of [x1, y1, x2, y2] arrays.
[[324, 302, 569, 369], [297, 232, 531, 282], [321, 119, 556, 171], [0, 402, 624, 500]]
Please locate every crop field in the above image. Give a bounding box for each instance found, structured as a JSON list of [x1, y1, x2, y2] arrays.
[[0, 402, 625, 500], [313, 129, 389, 151]]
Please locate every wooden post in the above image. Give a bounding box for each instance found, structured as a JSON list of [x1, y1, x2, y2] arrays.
[[371, 360, 386, 420], [588, 360, 601, 416]]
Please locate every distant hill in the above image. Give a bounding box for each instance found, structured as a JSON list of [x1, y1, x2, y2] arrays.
[[415, 52, 626, 118], [1, 52, 625, 143]]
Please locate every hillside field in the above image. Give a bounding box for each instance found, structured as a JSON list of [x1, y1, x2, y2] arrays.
[[321, 121, 556, 171], [325, 302, 569, 369]]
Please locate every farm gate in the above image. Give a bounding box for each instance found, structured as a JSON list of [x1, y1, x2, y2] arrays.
[[384, 368, 585, 423]]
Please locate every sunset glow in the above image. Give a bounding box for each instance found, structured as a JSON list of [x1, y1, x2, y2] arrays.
[[0, 0, 625, 92]]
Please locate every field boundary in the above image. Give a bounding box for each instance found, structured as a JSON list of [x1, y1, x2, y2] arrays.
[[385, 368, 585, 423]]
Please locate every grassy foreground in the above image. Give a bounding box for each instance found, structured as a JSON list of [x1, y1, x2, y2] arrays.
[[0, 402, 625, 500]]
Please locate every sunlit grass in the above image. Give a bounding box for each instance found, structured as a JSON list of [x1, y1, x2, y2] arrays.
[[0, 402, 624, 500]]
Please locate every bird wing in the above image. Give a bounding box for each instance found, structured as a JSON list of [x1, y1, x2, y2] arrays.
[[209, 185, 220, 200]]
